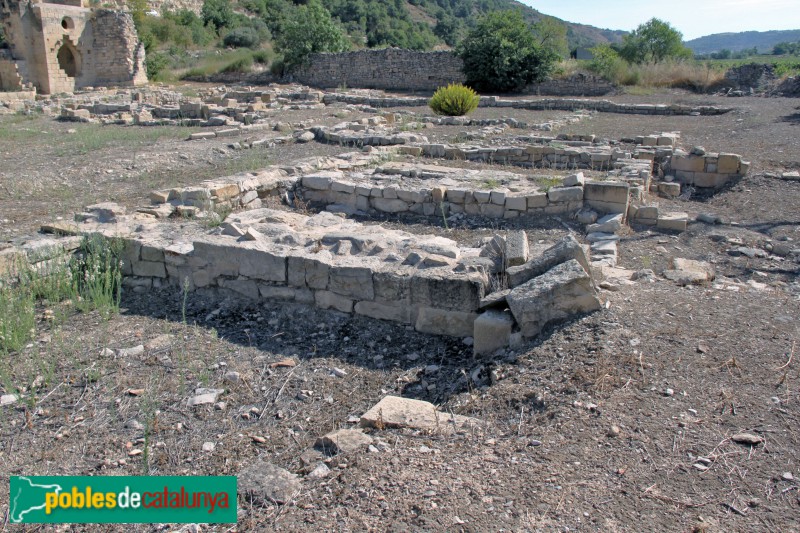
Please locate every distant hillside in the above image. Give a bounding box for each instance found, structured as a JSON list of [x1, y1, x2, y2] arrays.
[[686, 29, 800, 54], [137, 0, 625, 51]]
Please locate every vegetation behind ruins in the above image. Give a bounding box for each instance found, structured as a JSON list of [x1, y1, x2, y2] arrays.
[[126, 0, 800, 93]]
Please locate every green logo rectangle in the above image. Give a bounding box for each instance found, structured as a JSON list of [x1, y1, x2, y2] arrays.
[[10, 476, 237, 524]]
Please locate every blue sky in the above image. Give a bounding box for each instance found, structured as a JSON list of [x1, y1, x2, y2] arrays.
[[521, 0, 800, 40]]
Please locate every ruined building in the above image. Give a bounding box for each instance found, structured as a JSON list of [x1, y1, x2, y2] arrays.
[[0, 0, 147, 94]]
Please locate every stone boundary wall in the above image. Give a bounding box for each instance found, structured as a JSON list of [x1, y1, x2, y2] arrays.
[[292, 48, 615, 96], [293, 49, 464, 92], [321, 93, 732, 116]]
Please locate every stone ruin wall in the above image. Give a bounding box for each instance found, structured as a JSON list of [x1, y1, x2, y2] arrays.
[[293, 48, 615, 96], [293, 49, 465, 93], [0, 0, 146, 94]]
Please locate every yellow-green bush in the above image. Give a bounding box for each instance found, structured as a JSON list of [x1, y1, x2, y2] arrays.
[[428, 83, 480, 116]]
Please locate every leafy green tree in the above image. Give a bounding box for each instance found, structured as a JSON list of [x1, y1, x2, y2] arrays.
[[434, 12, 461, 47], [619, 18, 692, 63], [201, 0, 233, 31], [773, 41, 800, 55], [457, 10, 559, 93], [533, 16, 569, 58], [127, 0, 148, 29], [276, 0, 351, 72], [587, 43, 626, 82]]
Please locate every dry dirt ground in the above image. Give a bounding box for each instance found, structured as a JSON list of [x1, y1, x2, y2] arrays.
[[0, 87, 799, 532]]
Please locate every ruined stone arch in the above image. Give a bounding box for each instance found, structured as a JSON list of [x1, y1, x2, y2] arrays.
[[56, 38, 80, 78]]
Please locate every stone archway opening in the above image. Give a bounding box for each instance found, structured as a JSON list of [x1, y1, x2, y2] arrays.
[[57, 42, 78, 78]]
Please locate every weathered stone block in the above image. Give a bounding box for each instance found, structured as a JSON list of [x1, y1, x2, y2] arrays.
[[505, 230, 529, 267], [372, 198, 409, 213], [315, 290, 354, 313], [329, 265, 374, 300], [505, 196, 527, 211], [717, 153, 740, 174], [547, 186, 583, 203], [480, 204, 505, 218], [258, 285, 298, 300], [354, 300, 414, 324], [415, 307, 477, 337], [473, 310, 514, 356], [219, 278, 259, 298], [359, 395, 477, 431], [410, 271, 485, 311], [506, 259, 601, 338], [490, 190, 507, 205], [657, 212, 688, 232], [527, 193, 548, 209], [670, 154, 705, 172], [506, 235, 591, 288], [131, 260, 166, 278], [658, 182, 681, 198]]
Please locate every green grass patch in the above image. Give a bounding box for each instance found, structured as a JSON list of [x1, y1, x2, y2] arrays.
[[0, 113, 48, 143], [53, 124, 200, 156], [534, 176, 562, 191], [0, 235, 124, 353]]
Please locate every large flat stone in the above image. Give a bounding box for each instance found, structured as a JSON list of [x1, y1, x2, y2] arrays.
[[360, 395, 478, 432], [238, 461, 301, 505], [315, 429, 373, 455], [663, 258, 715, 286], [506, 259, 601, 338]]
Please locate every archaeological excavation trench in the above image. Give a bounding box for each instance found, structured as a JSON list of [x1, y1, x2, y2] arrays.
[[0, 85, 751, 358]]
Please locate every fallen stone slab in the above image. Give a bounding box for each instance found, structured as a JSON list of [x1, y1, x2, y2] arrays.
[[506, 259, 601, 338], [315, 429, 374, 455], [586, 232, 620, 243], [663, 258, 715, 286], [360, 395, 479, 432], [187, 388, 224, 407], [779, 171, 800, 181], [237, 461, 301, 504], [506, 236, 591, 288], [587, 213, 623, 234], [657, 212, 689, 232]]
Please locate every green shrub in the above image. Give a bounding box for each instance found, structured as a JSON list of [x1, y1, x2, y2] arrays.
[[428, 83, 480, 116], [221, 55, 253, 73], [0, 284, 35, 353], [223, 27, 261, 48], [145, 51, 171, 80], [251, 50, 272, 64]]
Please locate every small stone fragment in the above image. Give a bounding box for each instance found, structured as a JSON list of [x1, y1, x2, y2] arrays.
[[731, 433, 763, 446]]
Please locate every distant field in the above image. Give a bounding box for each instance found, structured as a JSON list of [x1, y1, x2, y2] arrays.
[[699, 55, 800, 77]]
